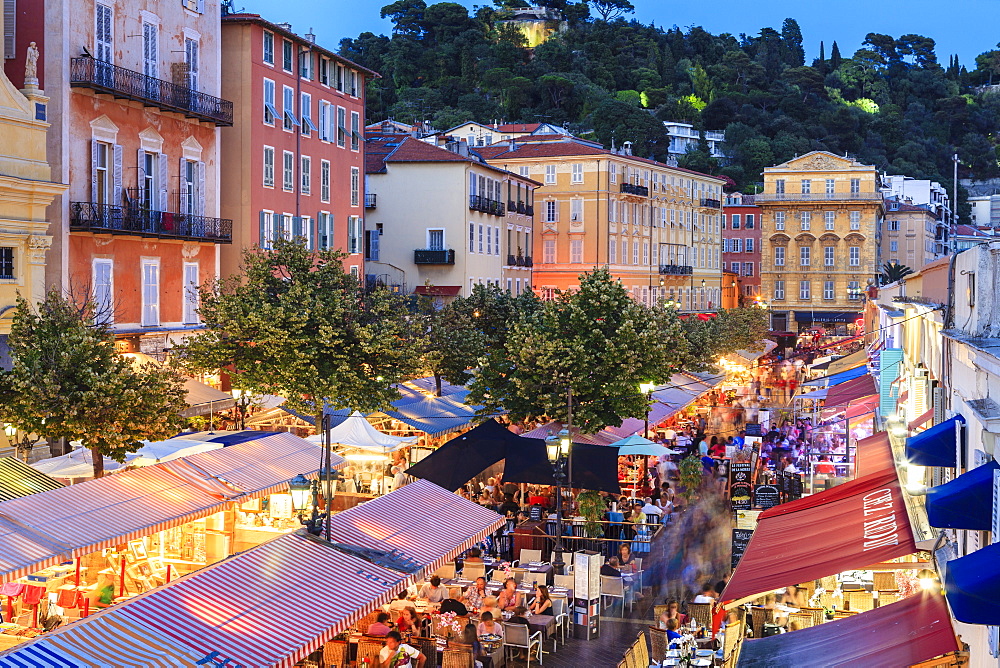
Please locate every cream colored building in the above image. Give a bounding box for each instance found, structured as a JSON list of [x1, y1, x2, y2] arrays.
[[757, 152, 883, 333], [435, 121, 569, 148], [881, 199, 939, 271], [0, 41, 64, 343], [478, 136, 726, 310], [364, 131, 537, 300]]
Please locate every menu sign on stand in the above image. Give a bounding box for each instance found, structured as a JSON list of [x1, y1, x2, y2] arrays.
[[729, 461, 753, 511], [745, 423, 762, 437], [573, 550, 602, 640], [731, 529, 753, 570], [753, 484, 780, 510]]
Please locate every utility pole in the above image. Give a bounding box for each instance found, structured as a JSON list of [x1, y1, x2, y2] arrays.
[[567, 385, 573, 501], [953, 153, 959, 254]]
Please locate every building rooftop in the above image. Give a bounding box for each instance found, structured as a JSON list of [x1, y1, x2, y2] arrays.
[[365, 134, 540, 184]]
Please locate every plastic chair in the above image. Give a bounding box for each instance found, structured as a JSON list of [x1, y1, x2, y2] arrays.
[[503, 622, 543, 667], [520, 548, 544, 563], [553, 574, 574, 590], [648, 626, 668, 666], [633, 556, 644, 589], [463, 562, 486, 581], [601, 575, 630, 617], [510, 567, 529, 583], [434, 562, 457, 580], [552, 596, 570, 647]]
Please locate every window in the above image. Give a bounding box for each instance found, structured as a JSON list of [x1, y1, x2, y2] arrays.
[[349, 69, 358, 96], [142, 22, 158, 79], [849, 246, 860, 266], [609, 237, 617, 264], [300, 156, 311, 194], [300, 50, 312, 79], [139, 151, 159, 210], [800, 211, 811, 230], [261, 146, 275, 188], [350, 167, 360, 207], [477, 225, 483, 253], [721, 238, 728, 253], [800, 179, 811, 194], [731, 262, 741, 275], [486, 225, 492, 255], [848, 280, 861, 300], [825, 211, 835, 230], [350, 112, 360, 151], [745, 214, 754, 229], [731, 214, 741, 229], [743, 262, 754, 276], [775, 211, 785, 230], [543, 239, 556, 264], [571, 163, 583, 183], [888, 220, 899, 231], [281, 214, 293, 241], [319, 57, 329, 85], [93, 141, 110, 204], [731, 239, 742, 253], [92, 259, 112, 323], [282, 39, 293, 71], [141, 259, 160, 326], [283, 86, 297, 131], [185, 38, 199, 91], [774, 280, 785, 300], [799, 280, 811, 300], [571, 239, 583, 263], [95, 4, 113, 64], [850, 211, 860, 230], [348, 217, 363, 253], [651, 243, 659, 266], [800, 246, 810, 266], [263, 78, 276, 125], [890, 240, 898, 252], [775, 179, 785, 195], [570, 199, 583, 223], [545, 165, 556, 185], [850, 178, 860, 194], [824, 246, 835, 266], [336, 107, 346, 147], [300, 93, 315, 135], [469, 223, 475, 253], [282, 151, 294, 191], [183, 262, 199, 324], [608, 200, 617, 223], [180, 159, 197, 215], [545, 200, 558, 223], [774, 246, 785, 266], [823, 280, 834, 300], [262, 31, 274, 65], [609, 163, 618, 183], [260, 210, 275, 248], [518, 166, 529, 177], [642, 242, 649, 266], [317, 212, 333, 249], [494, 227, 500, 256], [745, 238, 754, 252], [319, 160, 330, 202], [632, 240, 639, 265], [825, 179, 835, 195]]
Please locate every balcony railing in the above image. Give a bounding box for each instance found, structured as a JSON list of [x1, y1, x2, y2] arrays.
[[755, 192, 883, 203], [70, 202, 232, 243], [522, 255, 533, 267], [506, 254, 534, 267], [365, 193, 377, 208], [70, 57, 233, 126], [469, 195, 506, 216], [414, 248, 456, 264], [658, 264, 694, 275], [620, 183, 649, 197], [700, 198, 721, 208]]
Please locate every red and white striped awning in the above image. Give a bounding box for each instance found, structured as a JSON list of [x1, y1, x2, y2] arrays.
[[0, 433, 342, 583], [326, 479, 505, 576]]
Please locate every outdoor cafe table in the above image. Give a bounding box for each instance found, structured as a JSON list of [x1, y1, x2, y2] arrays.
[[526, 613, 556, 642], [483, 581, 573, 602]]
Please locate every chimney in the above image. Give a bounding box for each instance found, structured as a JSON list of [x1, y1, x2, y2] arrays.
[[508, 138, 516, 151], [305, 28, 316, 44], [457, 138, 470, 157], [622, 141, 633, 156], [277, 22, 292, 30]]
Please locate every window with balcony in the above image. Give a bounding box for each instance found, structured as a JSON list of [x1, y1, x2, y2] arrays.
[[93, 258, 112, 324], [93, 141, 111, 204], [800, 246, 810, 266], [775, 179, 785, 195], [139, 150, 160, 210], [849, 246, 860, 266], [180, 159, 198, 215], [95, 4, 113, 64], [824, 246, 835, 266], [825, 179, 835, 195], [283, 151, 294, 191], [141, 259, 160, 326], [850, 178, 860, 194], [774, 246, 785, 266], [823, 280, 834, 300], [800, 179, 811, 194], [142, 22, 158, 80], [185, 38, 199, 92], [799, 280, 811, 300]]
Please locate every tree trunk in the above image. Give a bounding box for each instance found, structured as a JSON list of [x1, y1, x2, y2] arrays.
[[90, 446, 105, 479], [434, 373, 443, 397]]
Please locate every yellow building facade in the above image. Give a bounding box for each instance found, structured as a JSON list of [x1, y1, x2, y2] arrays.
[[757, 152, 883, 333], [0, 44, 65, 341], [479, 137, 726, 311]]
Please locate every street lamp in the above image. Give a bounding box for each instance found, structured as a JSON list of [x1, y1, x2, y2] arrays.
[[638, 382, 656, 437], [289, 413, 339, 538], [546, 431, 571, 575]]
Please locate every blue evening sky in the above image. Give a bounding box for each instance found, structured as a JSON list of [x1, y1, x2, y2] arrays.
[[236, 0, 997, 67]]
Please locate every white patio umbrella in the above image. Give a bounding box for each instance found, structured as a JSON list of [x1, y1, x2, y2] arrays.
[[611, 434, 682, 457], [30, 448, 132, 478]]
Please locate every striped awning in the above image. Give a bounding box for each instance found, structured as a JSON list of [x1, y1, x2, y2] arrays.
[[327, 479, 505, 576], [0, 611, 203, 668], [0, 458, 62, 502], [0, 433, 343, 583]]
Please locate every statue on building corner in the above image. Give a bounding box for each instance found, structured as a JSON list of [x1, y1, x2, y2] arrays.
[[24, 42, 40, 88]]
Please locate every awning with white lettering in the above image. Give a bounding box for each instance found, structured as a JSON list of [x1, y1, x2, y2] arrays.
[[721, 466, 917, 604]]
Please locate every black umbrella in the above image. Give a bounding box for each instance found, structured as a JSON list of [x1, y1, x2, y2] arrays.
[[404, 419, 509, 491]]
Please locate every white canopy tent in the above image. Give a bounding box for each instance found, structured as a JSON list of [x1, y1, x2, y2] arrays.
[[306, 411, 418, 453]]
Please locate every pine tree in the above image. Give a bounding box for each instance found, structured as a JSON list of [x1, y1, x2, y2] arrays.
[[830, 40, 843, 70]]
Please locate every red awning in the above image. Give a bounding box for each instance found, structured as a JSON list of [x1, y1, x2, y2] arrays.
[[414, 285, 462, 296], [722, 466, 916, 603], [735, 590, 959, 668], [824, 374, 877, 410], [909, 408, 934, 431], [846, 395, 878, 422], [855, 432, 894, 479]]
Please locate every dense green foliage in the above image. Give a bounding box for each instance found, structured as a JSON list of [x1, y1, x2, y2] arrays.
[[342, 3, 1000, 197]]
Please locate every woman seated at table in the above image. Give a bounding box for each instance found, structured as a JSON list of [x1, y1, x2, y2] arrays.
[[476, 611, 503, 639], [464, 577, 488, 610], [388, 589, 413, 615], [618, 544, 636, 571], [529, 585, 552, 616], [396, 607, 422, 635], [439, 588, 469, 616], [658, 599, 688, 628], [497, 578, 522, 611], [463, 547, 484, 564]]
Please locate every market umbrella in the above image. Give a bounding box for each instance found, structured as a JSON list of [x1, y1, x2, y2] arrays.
[[404, 419, 509, 491], [503, 438, 622, 494], [610, 434, 681, 457], [128, 438, 224, 466], [30, 448, 130, 478]]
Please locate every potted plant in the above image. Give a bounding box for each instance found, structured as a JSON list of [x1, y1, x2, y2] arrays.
[[576, 490, 605, 539]]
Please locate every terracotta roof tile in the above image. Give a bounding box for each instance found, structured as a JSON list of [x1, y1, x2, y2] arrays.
[[496, 123, 541, 133]]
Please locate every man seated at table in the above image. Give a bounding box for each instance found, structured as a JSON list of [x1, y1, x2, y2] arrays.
[[439, 588, 469, 616], [640, 496, 663, 518], [418, 576, 448, 604], [368, 612, 393, 636], [499, 493, 520, 516], [388, 590, 413, 614], [664, 618, 683, 642], [693, 582, 716, 603], [378, 631, 427, 668], [601, 556, 622, 576], [463, 547, 484, 564]]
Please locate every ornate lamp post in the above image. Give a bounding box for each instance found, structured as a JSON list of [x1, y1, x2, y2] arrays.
[[638, 382, 656, 438], [546, 429, 571, 575]]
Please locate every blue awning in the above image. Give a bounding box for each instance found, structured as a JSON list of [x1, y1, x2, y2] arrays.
[[926, 460, 998, 530], [905, 415, 964, 467], [944, 541, 1000, 625], [803, 364, 868, 388]]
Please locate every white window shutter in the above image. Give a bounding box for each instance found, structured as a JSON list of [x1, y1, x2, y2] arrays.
[[178, 158, 188, 214], [197, 0, 205, 13], [197, 161, 205, 216], [91, 140, 99, 202], [158, 153, 168, 212], [112, 144, 122, 205]]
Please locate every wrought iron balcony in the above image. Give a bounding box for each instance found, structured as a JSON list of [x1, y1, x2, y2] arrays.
[[365, 193, 377, 208], [700, 198, 721, 208], [414, 248, 456, 264], [620, 183, 649, 197], [522, 255, 533, 267], [755, 192, 883, 203], [70, 202, 232, 243], [507, 254, 517, 266], [469, 195, 505, 216], [658, 264, 694, 275], [70, 57, 233, 126]]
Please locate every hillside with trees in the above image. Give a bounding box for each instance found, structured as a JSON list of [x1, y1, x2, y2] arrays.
[[340, 0, 1000, 203]]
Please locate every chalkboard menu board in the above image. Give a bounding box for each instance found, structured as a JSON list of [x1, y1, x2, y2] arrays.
[[745, 423, 763, 437], [731, 529, 753, 569], [754, 484, 781, 510], [529, 505, 544, 522], [788, 473, 803, 500], [729, 461, 753, 511]]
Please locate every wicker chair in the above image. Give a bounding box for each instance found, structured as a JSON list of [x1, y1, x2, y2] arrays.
[[355, 611, 380, 635], [749, 606, 774, 638], [787, 611, 815, 629], [846, 590, 874, 612], [832, 610, 858, 620], [649, 626, 668, 665], [623, 642, 639, 668], [872, 571, 896, 591], [412, 637, 439, 666], [357, 636, 386, 666], [819, 591, 839, 611], [442, 645, 476, 668], [653, 604, 671, 622], [686, 602, 713, 630], [819, 575, 837, 591], [800, 606, 826, 626], [877, 591, 902, 607], [798, 580, 816, 597], [720, 611, 745, 667], [322, 641, 349, 668], [632, 632, 649, 668]]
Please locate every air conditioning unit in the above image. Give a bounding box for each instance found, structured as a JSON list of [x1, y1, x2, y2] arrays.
[[932, 384, 946, 426]]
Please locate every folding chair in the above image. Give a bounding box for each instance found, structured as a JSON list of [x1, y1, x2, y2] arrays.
[[601, 575, 630, 617], [502, 622, 543, 667], [520, 548, 544, 563], [462, 562, 486, 581], [552, 595, 570, 647]]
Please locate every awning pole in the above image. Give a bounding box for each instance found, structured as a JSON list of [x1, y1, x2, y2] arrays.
[[119, 557, 126, 597]]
